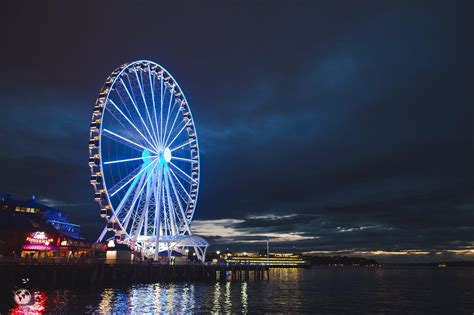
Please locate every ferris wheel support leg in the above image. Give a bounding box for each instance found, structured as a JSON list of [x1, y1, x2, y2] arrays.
[[97, 225, 108, 243], [167, 242, 171, 265], [193, 246, 200, 262], [194, 246, 206, 263], [203, 246, 208, 261], [154, 239, 159, 261], [153, 167, 163, 261]]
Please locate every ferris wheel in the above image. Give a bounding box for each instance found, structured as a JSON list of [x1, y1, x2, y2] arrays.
[[89, 60, 208, 261]]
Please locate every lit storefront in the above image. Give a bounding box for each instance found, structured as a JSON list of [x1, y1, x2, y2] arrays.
[[21, 232, 59, 257], [0, 193, 92, 258]]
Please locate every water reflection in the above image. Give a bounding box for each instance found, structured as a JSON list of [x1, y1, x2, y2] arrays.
[[212, 282, 221, 313], [95, 281, 249, 313], [109, 283, 197, 313], [8, 268, 470, 313], [11, 291, 47, 314], [8, 279, 251, 313], [224, 282, 232, 310], [98, 288, 114, 313], [241, 282, 248, 314]]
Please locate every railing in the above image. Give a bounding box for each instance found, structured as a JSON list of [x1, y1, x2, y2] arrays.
[[0, 256, 213, 266], [0, 256, 152, 265]]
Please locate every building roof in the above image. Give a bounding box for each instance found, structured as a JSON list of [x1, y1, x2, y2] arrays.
[[0, 211, 58, 235], [0, 193, 89, 241], [0, 193, 64, 214]]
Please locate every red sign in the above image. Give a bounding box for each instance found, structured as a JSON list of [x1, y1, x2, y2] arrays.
[[25, 232, 55, 246], [23, 244, 56, 251]]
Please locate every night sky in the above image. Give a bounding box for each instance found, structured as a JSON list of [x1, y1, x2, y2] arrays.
[[1, 1, 472, 262]]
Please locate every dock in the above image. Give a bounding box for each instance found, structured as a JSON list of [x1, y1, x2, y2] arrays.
[[0, 258, 270, 289]]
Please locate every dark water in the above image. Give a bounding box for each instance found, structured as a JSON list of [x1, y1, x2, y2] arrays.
[[5, 267, 474, 314]]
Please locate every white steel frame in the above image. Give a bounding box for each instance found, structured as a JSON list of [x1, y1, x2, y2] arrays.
[[89, 60, 208, 262]]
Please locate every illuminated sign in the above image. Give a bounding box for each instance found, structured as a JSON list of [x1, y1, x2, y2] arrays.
[[23, 244, 55, 251], [25, 232, 54, 246]]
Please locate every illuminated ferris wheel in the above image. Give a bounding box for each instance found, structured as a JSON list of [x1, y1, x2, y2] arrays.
[[89, 60, 208, 261]]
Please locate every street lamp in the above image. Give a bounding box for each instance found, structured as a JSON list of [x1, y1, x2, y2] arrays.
[[216, 250, 220, 255]]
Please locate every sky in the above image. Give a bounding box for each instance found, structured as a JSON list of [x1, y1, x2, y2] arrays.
[[0, 1, 472, 262]]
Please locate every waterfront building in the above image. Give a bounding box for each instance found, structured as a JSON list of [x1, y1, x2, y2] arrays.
[[0, 193, 91, 258]]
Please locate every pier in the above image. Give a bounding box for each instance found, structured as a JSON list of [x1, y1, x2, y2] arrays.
[[0, 258, 270, 289]]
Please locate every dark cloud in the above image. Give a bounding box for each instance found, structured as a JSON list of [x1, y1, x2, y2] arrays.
[[0, 1, 472, 261]]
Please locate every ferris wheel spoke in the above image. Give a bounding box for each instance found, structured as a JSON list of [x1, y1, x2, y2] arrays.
[[169, 167, 192, 202], [108, 165, 141, 198], [105, 102, 145, 146], [126, 73, 155, 146], [109, 158, 157, 197], [169, 161, 197, 184], [149, 65, 161, 147], [103, 129, 158, 154], [161, 181, 169, 236], [102, 129, 149, 153], [160, 76, 164, 145], [114, 88, 141, 136], [170, 139, 196, 152], [123, 161, 157, 230], [119, 77, 159, 149], [164, 167, 178, 235], [171, 156, 197, 163], [104, 155, 159, 165], [108, 99, 157, 150], [112, 170, 141, 218], [135, 70, 160, 146], [128, 190, 145, 236], [153, 165, 163, 240], [114, 167, 148, 235], [163, 100, 185, 146], [163, 86, 176, 147], [167, 169, 191, 234], [166, 120, 192, 148], [137, 174, 155, 240], [132, 177, 152, 241]]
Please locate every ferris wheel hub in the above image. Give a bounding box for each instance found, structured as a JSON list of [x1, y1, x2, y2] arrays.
[[141, 149, 152, 164], [163, 147, 172, 163]]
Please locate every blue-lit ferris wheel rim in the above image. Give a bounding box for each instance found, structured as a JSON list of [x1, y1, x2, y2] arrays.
[[91, 60, 200, 240]]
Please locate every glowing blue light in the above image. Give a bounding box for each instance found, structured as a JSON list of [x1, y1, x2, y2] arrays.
[[164, 147, 172, 163]]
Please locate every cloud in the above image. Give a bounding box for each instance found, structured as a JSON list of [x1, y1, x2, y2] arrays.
[[0, 1, 472, 262], [191, 204, 474, 262], [304, 248, 474, 263], [192, 216, 317, 245]]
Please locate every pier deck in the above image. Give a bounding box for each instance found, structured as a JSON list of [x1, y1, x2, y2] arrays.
[[0, 259, 270, 288]]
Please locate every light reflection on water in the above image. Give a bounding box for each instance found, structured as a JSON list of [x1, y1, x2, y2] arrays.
[[6, 267, 474, 313], [95, 283, 200, 314], [241, 281, 248, 314], [93, 281, 248, 314]]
